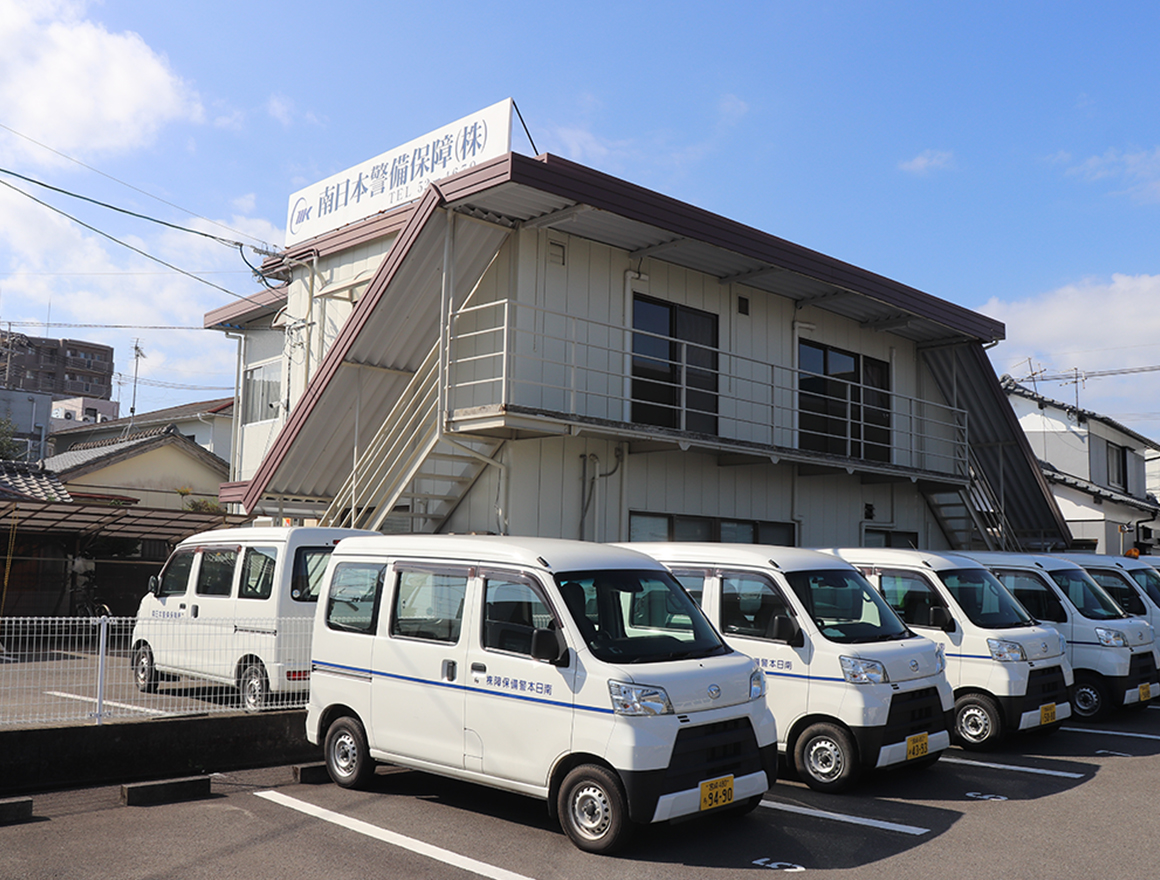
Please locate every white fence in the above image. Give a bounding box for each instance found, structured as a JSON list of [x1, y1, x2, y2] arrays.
[[0, 615, 314, 728]]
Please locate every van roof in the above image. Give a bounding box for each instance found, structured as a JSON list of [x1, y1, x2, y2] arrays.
[[619, 542, 853, 572], [177, 526, 375, 547], [819, 547, 987, 573], [1053, 552, 1159, 572], [331, 534, 668, 574], [955, 550, 1088, 572]]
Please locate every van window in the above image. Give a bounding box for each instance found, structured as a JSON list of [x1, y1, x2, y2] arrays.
[[1047, 568, 1124, 620], [1085, 570, 1147, 616], [391, 568, 467, 643], [158, 549, 195, 597], [483, 574, 555, 656], [784, 569, 909, 644], [239, 547, 278, 600], [878, 569, 949, 628], [196, 548, 237, 597], [1130, 566, 1160, 607], [291, 546, 335, 602], [326, 563, 386, 634], [670, 571, 706, 607], [720, 573, 793, 640], [938, 569, 1033, 629], [992, 569, 1067, 623]]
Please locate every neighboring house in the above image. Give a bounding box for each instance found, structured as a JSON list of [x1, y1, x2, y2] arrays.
[[0, 331, 115, 399], [0, 389, 56, 462], [0, 461, 72, 503], [41, 424, 229, 511], [49, 396, 120, 433], [1003, 377, 1160, 555], [49, 398, 234, 465], [208, 151, 1069, 551]]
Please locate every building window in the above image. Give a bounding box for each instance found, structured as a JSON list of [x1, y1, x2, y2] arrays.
[[1107, 442, 1127, 490], [242, 361, 281, 424], [629, 512, 795, 545], [864, 529, 919, 549], [799, 340, 891, 462], [631, 295, 719, 435]]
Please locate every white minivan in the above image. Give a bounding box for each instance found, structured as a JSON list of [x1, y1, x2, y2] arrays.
[[963, 552, 1158, 721], [622, 543, 952, 793], [307, 535, 777, 854], [132, 526, 374, 710], [825, 548, 1073, 749], [1054, 552, 1160, 641]]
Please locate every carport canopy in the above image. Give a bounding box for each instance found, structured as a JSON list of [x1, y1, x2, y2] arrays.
[[0, 499, 252, 544]]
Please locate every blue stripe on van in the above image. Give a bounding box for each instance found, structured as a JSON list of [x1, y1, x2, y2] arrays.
[[311, 659, 612, 714], [763, 669, 841, 682]]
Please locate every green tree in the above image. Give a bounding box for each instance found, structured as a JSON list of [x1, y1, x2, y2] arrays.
[[0, 414, 24, 460]]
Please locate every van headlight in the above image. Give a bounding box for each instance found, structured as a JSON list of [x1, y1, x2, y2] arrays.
[[840, 656, 888, 685], [750, 665, 766, 700], [608, 681, 674, 716], [987, 638, 1027, 663], [1095, 627, 1128, 648]]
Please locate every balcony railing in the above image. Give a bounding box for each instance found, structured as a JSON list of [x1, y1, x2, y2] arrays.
[[447, 300, 968, 478]]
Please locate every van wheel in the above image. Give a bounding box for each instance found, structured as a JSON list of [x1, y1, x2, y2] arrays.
[[325, 717, 375, 789], [239, 662, 268, 713], [132, 644, 158, 693], [954, 693, 1003, 749], [1073, 674, 1111, 721], [557, 764, 633, 854], [794, 723, 860, 793]]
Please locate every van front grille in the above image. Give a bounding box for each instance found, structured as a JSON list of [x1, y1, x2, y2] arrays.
[[662, 716, 763, 794], [881, 687, 945, 744]]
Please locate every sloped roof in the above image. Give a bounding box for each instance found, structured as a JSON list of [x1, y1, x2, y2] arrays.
[[43, 424, 229, 480], [50, 398, 234, 438], [1001, 376, 1160, 452], [1040, 459, 1160, 515], [236, 151, 1010, 515], [0, 461, 72, 503]]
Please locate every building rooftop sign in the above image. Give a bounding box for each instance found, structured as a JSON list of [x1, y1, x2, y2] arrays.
[[284, 98, 513, 247]]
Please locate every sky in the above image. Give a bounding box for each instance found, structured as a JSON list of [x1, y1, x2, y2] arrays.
[[2, 1, 1160, 438]]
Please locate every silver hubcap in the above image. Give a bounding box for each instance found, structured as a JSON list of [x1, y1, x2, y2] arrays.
[[958, 705, 993, 743], [805, 736, 844, 782], [570, 783, 611, 839], [242, 671, 263, 709], [332, 732, 358, 776], [135, 652, 150, 685]]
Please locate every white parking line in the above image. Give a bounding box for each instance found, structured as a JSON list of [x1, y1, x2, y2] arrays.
[[759, 799, 929, 836], [255, 790, 536, 880], [1061, 727, 1160, 741], [44, 691, 173, 716], [939, 756, 1084, 779]]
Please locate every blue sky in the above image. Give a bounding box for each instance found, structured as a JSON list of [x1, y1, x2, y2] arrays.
[[2, 1, 1160, 435]]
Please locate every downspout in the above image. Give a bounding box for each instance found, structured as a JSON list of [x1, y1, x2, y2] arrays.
[[225, 332, 244, 483]]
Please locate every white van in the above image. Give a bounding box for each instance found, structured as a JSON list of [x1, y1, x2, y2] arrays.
[[963, 552, 1158, 721], [621, 543, 952, 793], [824, 548, 1073, 749], [1054, 552, 1160, 640], [307, 535, 777, 854], [132, 526, 374, 711]]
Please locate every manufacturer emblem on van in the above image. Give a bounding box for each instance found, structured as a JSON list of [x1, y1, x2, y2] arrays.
[[707, 684, 722, 700], [1041, 642, 1048, 653], [909, 660, 919, 672]]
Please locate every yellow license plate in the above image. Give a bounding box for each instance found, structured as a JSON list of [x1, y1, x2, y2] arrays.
[[1140, 683, 1152, 702], [699, 775, 734, 811], [1040, 703, 1056, 725], [906, 733, 929, 760]]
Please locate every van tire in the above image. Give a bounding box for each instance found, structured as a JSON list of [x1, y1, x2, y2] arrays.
[[557, 764, 633, 854], [239, 662, 269, 713], [133, 644, 158, 693], [1073, 673, 1111, 721], [954, 693, 1003, 749], [325, 717, 375, 789], [794, 722, 860, 793]]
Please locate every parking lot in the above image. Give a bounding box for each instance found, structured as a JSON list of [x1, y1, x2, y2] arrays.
[[4, 706, 1159, 880]]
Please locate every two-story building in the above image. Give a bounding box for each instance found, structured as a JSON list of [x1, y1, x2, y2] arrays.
[[1003, 377, 1160, 554], [208, 128, 1067, 551]]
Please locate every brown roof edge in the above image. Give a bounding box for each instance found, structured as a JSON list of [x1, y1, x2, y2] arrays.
[[241, 183, 448, 512], [219, 481, 249, 503], [204, 285, 287, 330]]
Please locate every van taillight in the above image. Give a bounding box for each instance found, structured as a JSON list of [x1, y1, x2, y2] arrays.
[[286, 670, 311, 682]]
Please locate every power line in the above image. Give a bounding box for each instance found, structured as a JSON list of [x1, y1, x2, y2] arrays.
[[1019, 364, 1160, 383]]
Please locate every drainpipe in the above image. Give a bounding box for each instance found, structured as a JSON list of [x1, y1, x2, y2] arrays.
[[225, 332, 245, 484]]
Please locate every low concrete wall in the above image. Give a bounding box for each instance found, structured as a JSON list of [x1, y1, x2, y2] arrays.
[[0, 710, 320, 796]]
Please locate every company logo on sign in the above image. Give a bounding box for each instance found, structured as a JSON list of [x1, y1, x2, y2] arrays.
[[284, 99, 514, 246]]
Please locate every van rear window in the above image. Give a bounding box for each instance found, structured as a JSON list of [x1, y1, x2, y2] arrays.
[[291, 546, 335, 602]]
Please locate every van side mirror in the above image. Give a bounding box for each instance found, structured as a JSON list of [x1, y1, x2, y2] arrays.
[[929, 606, 955, 632], [148, 575, 160, 596], [768, 614, 804, 647], [531, 628, 568, 666]]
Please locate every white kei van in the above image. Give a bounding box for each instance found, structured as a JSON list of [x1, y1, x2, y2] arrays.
[[825, 548, 1073, 749], [963, 552, 1159, 721], [622, 543, 952, 793], [1054, 553, 1160, 642], [132, 527, 374, 711], [307, 535, 777, 854]]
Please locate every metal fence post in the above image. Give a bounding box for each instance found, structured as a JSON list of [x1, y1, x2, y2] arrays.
[[93, 616, 109, 726]]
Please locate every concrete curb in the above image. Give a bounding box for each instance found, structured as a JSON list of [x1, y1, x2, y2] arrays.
[[0, 796, 33, 825], [0, 710, 320, 796], [121, 775, 212, 806]]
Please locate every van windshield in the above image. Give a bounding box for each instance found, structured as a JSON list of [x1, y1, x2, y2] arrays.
[[555, 569, 728, 663], [938, 569, 1034, 629], [784, 569, 911, 644], [1047, 568, 1126, 620]]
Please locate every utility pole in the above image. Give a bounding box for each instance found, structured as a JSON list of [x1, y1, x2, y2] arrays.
[[128, 340, 145, 431]]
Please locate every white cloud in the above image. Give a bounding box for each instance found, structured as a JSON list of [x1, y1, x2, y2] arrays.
[[0, 0, 203, 167], [1066, 147, 1160, 202], [898, 149, 955, 175], [267, 93, 295, 127], [985, 273, 1160, 438]]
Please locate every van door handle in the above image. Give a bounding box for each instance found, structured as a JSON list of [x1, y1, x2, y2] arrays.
[[442, 660, 457, 682], [471, 662, 487, 673]]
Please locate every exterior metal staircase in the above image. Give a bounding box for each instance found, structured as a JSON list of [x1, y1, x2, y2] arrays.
[[923, 448, 1018, 551], [321, 344, 503, 533]]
